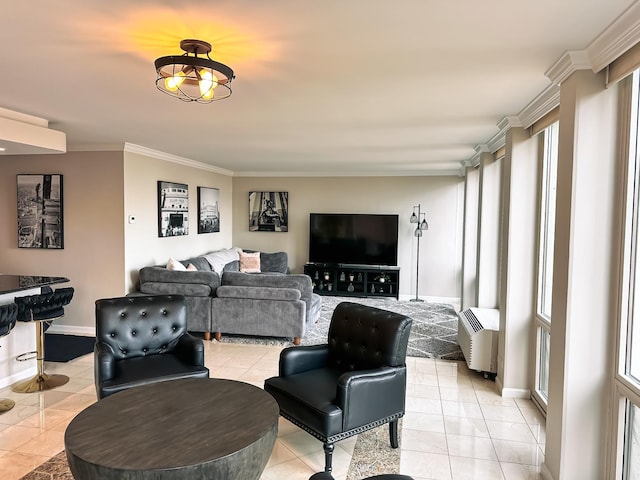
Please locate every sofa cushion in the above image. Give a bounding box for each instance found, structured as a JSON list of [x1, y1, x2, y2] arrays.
[[182, 257, 212, 272], [216, 285, 301, 301], [140, 282, 212, 297], [240, 252, 261, 273]]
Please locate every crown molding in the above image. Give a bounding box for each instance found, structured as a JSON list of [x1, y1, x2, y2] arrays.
[[67, 143, 124, 152], [545, 50, 592, 86], [518, 85, 560, 129], [588, 1, 640, 72], [123, 143, 233, 176], [233, 168, 461, 178]]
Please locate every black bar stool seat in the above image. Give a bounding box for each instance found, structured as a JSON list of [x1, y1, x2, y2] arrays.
[[0, 303, 18, 412], [11, 287, 74, 393]]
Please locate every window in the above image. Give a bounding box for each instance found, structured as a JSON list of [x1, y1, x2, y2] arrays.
[[537, 121, 559, 321], [616, 69, 640, 479], [533, 121, 558, 409]]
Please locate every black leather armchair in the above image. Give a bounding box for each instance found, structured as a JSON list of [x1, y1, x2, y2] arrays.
[[264, 301, 413, 473], [94, 295, 209, 399]]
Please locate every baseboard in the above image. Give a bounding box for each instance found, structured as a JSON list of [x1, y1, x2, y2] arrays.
[[397, 295, 461, 307], [46, 325, 95, 337], [500, 387, 531, 399], [540, 462, 554, 480], [495, 377, 531, 399], [0, 366, 37, 390]]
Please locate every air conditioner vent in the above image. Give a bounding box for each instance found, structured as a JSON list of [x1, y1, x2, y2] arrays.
[[462, 309, 483, 333]]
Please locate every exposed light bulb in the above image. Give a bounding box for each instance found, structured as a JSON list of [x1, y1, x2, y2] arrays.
[[165, 71, 186, 92], [199, 69, 218, 100]]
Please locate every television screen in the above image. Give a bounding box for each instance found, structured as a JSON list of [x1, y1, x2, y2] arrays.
[[309, 213, 399, 266]]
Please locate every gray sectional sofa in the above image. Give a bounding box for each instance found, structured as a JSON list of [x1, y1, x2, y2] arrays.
[[137, 249, 322, 344]]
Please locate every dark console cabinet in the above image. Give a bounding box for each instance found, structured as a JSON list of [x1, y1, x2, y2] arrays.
[[304, 263, 400, 300]]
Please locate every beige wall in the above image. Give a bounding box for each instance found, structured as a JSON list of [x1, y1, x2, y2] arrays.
[[0, 151, 125, 334], [231, 176, 464, 300], [123, 151, 233, 291]]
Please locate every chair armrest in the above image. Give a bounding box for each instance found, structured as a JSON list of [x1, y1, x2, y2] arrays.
[[337, 366, 407, 430], [94, 341, 115, 383], [215, 285, 301, 301], [279, 344, 329, 376], [174, 333, 206, 367]]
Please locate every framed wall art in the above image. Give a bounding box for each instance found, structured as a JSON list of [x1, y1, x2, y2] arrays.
[[17, 174, 64, 249], [158, 181, 189, 237], [248, 191, 288, 232], [197, 186, 220, 234]]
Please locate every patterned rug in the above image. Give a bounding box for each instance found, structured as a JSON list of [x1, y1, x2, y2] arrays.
[[218, 295, 463, 360]]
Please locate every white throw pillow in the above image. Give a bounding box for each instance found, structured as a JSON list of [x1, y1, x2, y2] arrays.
[[204, 248, 241, 275], [186, 263, 198, 271], [166, 258, 187, 271]]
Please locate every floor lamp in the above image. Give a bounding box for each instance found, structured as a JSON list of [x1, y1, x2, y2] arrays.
[[409, 204, 428, 302]]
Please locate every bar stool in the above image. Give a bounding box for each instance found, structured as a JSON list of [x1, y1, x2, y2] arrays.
[[12, 287, 74, 393], [0, 303, 18, 412]]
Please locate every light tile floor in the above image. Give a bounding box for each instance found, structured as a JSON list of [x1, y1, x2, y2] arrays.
[[0, 341, 546, 480]]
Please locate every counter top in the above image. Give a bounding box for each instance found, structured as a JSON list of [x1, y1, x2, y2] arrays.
[[0, 274, 69, 295]]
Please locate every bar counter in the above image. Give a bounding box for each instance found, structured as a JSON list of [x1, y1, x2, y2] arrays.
[[0, 274, 70, 389], [0, 274, 69, 295]]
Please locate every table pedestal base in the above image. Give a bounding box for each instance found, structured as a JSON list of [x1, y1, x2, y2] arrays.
[[0, 398, 15, 412]]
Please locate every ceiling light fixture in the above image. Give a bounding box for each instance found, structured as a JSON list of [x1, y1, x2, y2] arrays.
[[154, 39, 235, 103]]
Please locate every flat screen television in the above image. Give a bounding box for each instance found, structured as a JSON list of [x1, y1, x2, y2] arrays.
[[309, 213, 399, 266]]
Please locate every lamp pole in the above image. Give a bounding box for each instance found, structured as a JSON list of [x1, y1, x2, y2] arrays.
[[409, 204, 428, 302]]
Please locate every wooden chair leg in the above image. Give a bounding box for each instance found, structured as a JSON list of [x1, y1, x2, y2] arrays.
[[293, 336, 301, 345], [323, 442, 334, 472], [389, 418, 399, 448], [204, 331, 211, 341], [214, 332, 222, 341]]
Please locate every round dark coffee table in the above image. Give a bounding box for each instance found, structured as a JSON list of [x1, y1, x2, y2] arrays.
[[64, 378, 279, 480]]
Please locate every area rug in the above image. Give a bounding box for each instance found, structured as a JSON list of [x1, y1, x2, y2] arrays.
[[218, 296, 463, 360], [22, 425, 402, 480], [20, 450, 70, 479], [44, 333, 95, 362], [346, 420, 402, 479]]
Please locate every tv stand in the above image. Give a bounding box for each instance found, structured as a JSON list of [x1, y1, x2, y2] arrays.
[[304, 263, 400, 300]]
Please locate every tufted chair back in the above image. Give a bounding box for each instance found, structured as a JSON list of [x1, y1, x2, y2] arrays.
[[15, 287, 74, 323], [327, 302, 412, 373], [96, 295, 188, 360], [0, 303, 18, 338]]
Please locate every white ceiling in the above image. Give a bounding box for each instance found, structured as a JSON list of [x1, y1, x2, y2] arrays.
[[0, 1, 636, 175]]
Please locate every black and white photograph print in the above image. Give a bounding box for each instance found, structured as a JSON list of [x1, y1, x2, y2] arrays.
[[198, 186, 220, 234], [158, 181, 189, 237], [248, 191, 288, 232], [17, 174, 64, 249]]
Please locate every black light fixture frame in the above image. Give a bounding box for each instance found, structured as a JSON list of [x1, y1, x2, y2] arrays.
[[154, 39, 235, 103]]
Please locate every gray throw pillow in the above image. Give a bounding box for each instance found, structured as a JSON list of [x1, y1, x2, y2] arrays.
[[260, 251, 288, 273]]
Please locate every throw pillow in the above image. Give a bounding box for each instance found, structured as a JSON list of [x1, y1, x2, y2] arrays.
[[186, 263, 198, 271], [166, 258, 187, 271], [204, 248, 242, 275], [239, 252, 261, 273]]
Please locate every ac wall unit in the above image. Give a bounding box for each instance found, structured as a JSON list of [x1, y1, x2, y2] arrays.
[[457, 307, 499, 379]]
